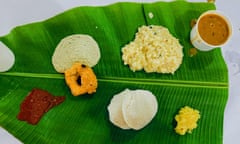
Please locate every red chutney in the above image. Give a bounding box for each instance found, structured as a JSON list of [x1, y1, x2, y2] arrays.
[[17, 88, 65, 125]]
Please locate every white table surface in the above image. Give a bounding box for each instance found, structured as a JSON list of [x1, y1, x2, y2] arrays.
[[0, 0, 239, 144]]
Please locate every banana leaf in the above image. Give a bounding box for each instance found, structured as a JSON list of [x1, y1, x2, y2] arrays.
[[0, 1, 228, 144]]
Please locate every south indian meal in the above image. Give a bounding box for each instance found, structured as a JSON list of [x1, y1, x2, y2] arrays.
[[3, 7, 229, 138]]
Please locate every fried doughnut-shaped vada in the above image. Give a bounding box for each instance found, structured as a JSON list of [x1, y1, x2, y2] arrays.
[[64, 62, 97, 96]]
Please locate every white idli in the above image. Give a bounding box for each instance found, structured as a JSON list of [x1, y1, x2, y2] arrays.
[[0, 42, 15, 72], [52, 34, 101, 73], [107, 89, 158, 130], [107, 89, 130, 129], [122, 90, 158, 130]]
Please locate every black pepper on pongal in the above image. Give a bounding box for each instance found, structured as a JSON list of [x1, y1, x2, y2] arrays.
[[52, 34, 101, 96]]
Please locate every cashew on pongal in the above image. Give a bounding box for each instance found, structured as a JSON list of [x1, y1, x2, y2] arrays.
[[52, 34, 101, 96]]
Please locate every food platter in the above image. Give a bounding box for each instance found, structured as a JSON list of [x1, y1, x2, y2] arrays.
[[0, 0, 240, 144]]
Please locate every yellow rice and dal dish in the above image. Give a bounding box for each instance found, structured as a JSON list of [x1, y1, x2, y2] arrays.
[[122, 25, 183, 74]]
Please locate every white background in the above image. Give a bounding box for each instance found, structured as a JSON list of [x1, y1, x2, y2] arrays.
[[0, 0, 239, 144]]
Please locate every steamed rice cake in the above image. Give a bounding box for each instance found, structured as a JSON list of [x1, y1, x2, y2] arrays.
[[107, 89, 158, 130], [107, 89, 131, 129], [52, 34, 101, 73]]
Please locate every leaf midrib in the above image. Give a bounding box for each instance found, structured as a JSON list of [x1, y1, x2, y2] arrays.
[[0, 72, 228, 89]]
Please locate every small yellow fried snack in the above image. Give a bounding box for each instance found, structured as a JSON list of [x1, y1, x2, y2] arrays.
[[64, 62, 97, 96], [174, 106, 200, 135]]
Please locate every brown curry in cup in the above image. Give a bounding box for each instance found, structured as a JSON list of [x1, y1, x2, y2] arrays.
[[198, 13, 230, 46]]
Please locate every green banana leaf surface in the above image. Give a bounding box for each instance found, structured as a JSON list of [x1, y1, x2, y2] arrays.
[[0, 1, 228, 144]]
